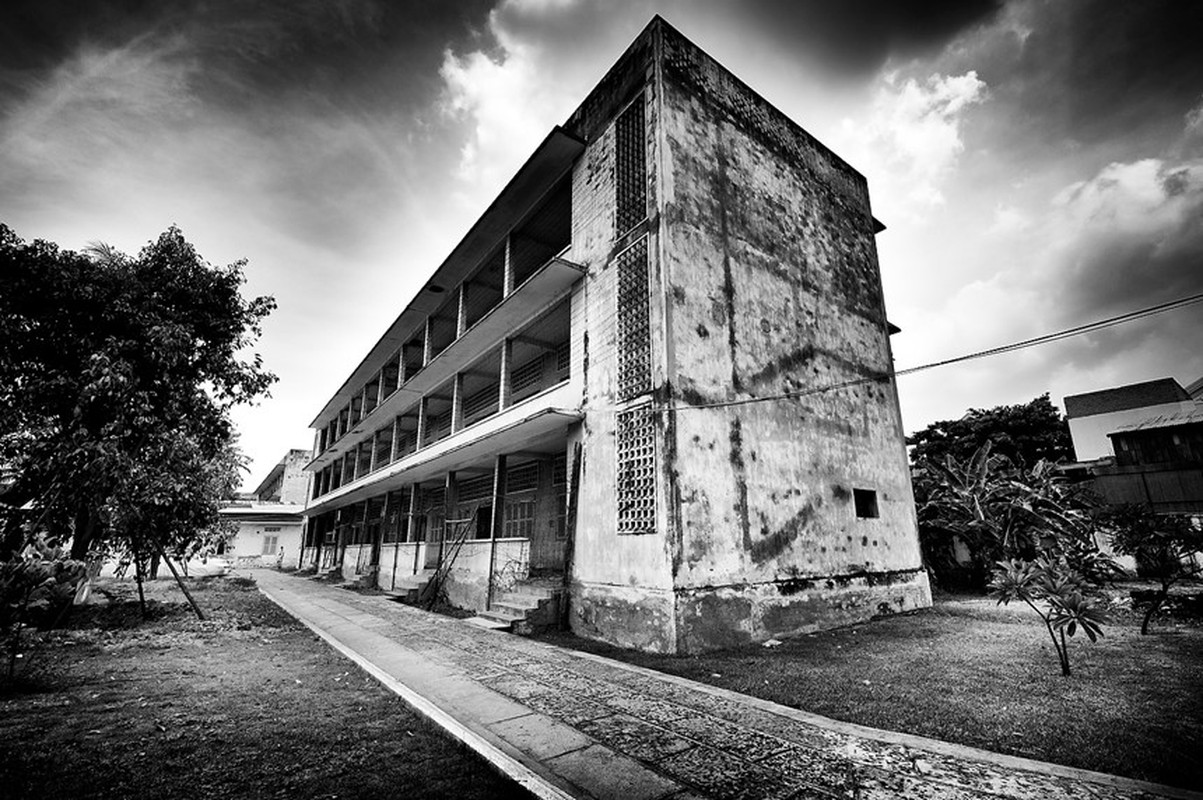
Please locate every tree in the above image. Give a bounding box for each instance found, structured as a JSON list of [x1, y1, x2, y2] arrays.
[[907, 394, 1074, 469], [1107, 505, 1203, 635], [918, 442, 1111, 675], [0, 224, 275, 575]]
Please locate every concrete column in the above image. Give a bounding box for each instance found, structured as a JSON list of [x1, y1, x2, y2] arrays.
[[416, 397, 428, 450], [502, 234, 515, 298], [456, 284, 468, 338], [439, 471, 458, 568], [423, 317, 433, 365], [389, 416, 400, 463], [499, 338, 513, 410], [408, 483, 422, 575], [451, 373, 464, 433], [486, 454, 508, 609]]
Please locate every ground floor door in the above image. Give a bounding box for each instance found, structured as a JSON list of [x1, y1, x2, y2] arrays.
[[422, 510, 444, 569]]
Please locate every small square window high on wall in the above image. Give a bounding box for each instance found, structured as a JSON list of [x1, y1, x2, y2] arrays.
[[853, 489, 879, 519]]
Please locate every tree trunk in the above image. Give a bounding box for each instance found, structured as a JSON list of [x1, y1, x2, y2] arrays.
[[1141, 591, 1168, 635], [155, 541, 205, 621], [1058, 629, 1071, 676], [69, 507, 97, 561], [133, 545, 148, 618]]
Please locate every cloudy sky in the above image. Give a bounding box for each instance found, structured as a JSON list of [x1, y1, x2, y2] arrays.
[[3, 0, 1201, 488]]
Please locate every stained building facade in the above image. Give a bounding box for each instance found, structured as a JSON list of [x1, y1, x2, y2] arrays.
[[300, 18, 929, 653]]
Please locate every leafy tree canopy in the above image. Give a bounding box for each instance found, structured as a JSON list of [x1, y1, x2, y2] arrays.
[[0, 224, 276, 560], [906, 394, 1074, 469]]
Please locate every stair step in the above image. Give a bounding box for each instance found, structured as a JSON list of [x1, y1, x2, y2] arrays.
[[493, 601, 541, 616], [495, 593, 543, 609], [465, 616, 511, 630], [478, 609, 526, 623], [509, 585, 562, 599]]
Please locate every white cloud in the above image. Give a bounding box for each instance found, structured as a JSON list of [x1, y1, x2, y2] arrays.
[[986, 203, 1032, 236], [438, 7, 580, 202], [842, 70, 986, 220]]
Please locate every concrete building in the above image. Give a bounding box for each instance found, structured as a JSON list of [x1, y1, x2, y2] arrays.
[[219, 449, 310, 567], [1064, 378, 1198, 461], [299, 17, 928, 653]]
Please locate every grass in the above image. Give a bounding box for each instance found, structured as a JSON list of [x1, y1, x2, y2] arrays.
[[1, 575, 527, 800], [537, 587, 1203, 790]]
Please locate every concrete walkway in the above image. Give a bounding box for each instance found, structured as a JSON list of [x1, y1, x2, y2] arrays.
[[255, 570, 1197, 800]]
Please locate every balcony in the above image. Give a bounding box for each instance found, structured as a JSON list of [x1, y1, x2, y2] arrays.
[[307, 254, 583, 472], [305, 380, 581, 513]]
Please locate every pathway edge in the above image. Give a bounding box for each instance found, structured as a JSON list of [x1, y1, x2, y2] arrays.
[[258, 583, 578, 800]]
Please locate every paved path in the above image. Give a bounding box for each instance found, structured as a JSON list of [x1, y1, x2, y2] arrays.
[[255, 570, 1196, 800]]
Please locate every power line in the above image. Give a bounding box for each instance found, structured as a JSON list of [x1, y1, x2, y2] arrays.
[[602, 290, 1203, 414]]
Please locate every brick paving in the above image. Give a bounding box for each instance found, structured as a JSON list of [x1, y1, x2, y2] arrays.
[[255, 570, 1198, 800]]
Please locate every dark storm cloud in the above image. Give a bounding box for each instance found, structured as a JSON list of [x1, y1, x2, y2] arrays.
[[942, 0, 1203, 155], [0, 0, 494, 108], [730, 0, 1004, 78], [1052, 163, 1203, 318], [0, 0, 497, 251]]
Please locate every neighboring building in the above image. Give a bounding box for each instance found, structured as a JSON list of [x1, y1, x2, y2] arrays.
[[220, 449, 311, 567], [1093, 410, 1203, 515], [299, 17, 928, 653], [1064, 378, 1197, 461]]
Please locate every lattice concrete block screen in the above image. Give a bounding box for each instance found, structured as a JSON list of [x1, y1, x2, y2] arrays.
[[615, 95, 646, 234], [616, 404, 656, 534], [617, 237, 651, 401]]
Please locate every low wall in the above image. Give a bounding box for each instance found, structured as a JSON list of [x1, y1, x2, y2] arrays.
[[674, 568, 932, 653], [443, 538, 530, 611]]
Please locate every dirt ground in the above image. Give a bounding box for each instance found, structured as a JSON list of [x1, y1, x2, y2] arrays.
[[0, 574, 526, 800], [538, 586, 1203, 791]]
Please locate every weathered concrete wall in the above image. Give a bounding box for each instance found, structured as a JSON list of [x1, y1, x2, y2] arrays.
[[565, 40, 679, 653], [375, 543, 421, 590], [279, 450, 312, 505], [442, 538, 530, 610], [656, 23, 928, 651]]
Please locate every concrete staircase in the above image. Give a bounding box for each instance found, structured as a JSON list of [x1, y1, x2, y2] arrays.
[[387, 569, 435, 604], [466, 578, 564, 634]]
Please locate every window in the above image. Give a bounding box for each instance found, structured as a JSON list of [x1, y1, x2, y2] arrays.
[[853, 489, 879, 519], [506, 462, 540, 493], [616, 237, 651, 401], [262, 535, 279, 555], [615, 95, 647, 234], [504, 500, 535, 538], [264, 526, 281, 532], [616, 405, 656, 534]]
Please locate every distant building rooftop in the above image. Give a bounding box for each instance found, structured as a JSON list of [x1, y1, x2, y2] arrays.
[[1064, 378, 1189, 419], [1110, 408, 1203, 435]]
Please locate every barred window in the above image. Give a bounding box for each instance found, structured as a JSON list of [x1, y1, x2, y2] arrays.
[[506, 462, 540, 493], [457, 474, 494, 503], [552, 453, 568, 486], [504, 500, 536, 538], [462, 385, 498, 422], [616, 237, 651, 400], [512, 355, 545, 395], [615, 95, 646, 234], [555, 340, 570, 373], [616, 405, 656, 534]]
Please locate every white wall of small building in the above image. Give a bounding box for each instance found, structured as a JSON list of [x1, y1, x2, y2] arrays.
[[1068, 400, 1198, 461], [228, 521, 304, 566]]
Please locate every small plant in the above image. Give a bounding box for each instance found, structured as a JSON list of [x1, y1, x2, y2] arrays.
[[990, 556, 1108, 676], [1108, 506, 1202, 634], [1, 541, 85, 680]]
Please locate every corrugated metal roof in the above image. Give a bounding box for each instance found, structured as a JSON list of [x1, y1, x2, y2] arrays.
[[1110, 408, 1203, 434]]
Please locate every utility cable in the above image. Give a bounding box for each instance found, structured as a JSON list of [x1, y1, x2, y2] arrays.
[[604, 290, 1203, 414]]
